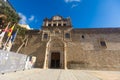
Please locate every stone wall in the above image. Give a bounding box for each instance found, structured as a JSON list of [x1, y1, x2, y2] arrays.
[[11, 28, 120, 70], [12, 31, 47, 68], [67, 30, 120, 70]]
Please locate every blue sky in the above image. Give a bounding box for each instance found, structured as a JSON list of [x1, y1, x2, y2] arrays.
[[9, 0, 120, 29]]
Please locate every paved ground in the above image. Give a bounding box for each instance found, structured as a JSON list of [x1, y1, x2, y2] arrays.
[[0, 69, 120, 80]]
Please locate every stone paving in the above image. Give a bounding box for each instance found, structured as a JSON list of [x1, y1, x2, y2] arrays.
[[0, 69, 120, 80]]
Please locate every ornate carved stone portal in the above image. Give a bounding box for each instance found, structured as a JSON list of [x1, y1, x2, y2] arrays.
[[47, 39, 65, 69]]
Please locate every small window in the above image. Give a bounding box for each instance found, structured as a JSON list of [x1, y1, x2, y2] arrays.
[[48, 24, 51, 26], [58, 24, 61, 26], [63, 23, 66, 26], [53, 24, 56, 26], [44, 33, 48, 39], [100, 41, 107, 48], [65, 33, 70, 39], [81, 35, 84, 39]]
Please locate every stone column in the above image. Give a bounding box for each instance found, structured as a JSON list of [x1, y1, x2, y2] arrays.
[[61, 21, 63, 26], [51, 21, 53, 26], [64, 42, 67, 69], [46, 21, 48, 26], [57, 22, 58, 26], [43, 37, 51, 69]]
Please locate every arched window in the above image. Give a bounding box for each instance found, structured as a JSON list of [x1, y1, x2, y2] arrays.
[[44, 33, 48, 39], [100, 41, 107, 48], [58, 24, 61, 26], [63, 23, 66, 26], [48, 24, 51, 26], [81, 35, 85, 39], [53, 24, 56, 26], [65, 33, 70, 39]]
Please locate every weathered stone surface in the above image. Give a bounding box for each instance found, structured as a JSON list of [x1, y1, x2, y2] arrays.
[[11, 16, 120, 70]]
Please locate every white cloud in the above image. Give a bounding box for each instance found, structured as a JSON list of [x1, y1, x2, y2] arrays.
[[65, 0, 80, 3], [18, 13, 27, 24], [28, 15, 35, 21], [71, 4, 78, 8], [18, 13, 36, 25], [64, 0, 81, 8], [4, 0, 7, 2]]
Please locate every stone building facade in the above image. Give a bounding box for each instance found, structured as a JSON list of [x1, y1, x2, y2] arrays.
[[12, 16, 120, 70]]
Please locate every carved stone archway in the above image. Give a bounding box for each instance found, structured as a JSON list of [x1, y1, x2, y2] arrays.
[[44, 37, 67, 69], [48, 39, 64, 68]]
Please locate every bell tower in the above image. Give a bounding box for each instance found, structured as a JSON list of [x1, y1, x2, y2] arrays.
[[42, 15, 72, 30]]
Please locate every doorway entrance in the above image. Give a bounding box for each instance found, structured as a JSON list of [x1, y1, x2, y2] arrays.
[[50, 52, 60, 68]]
